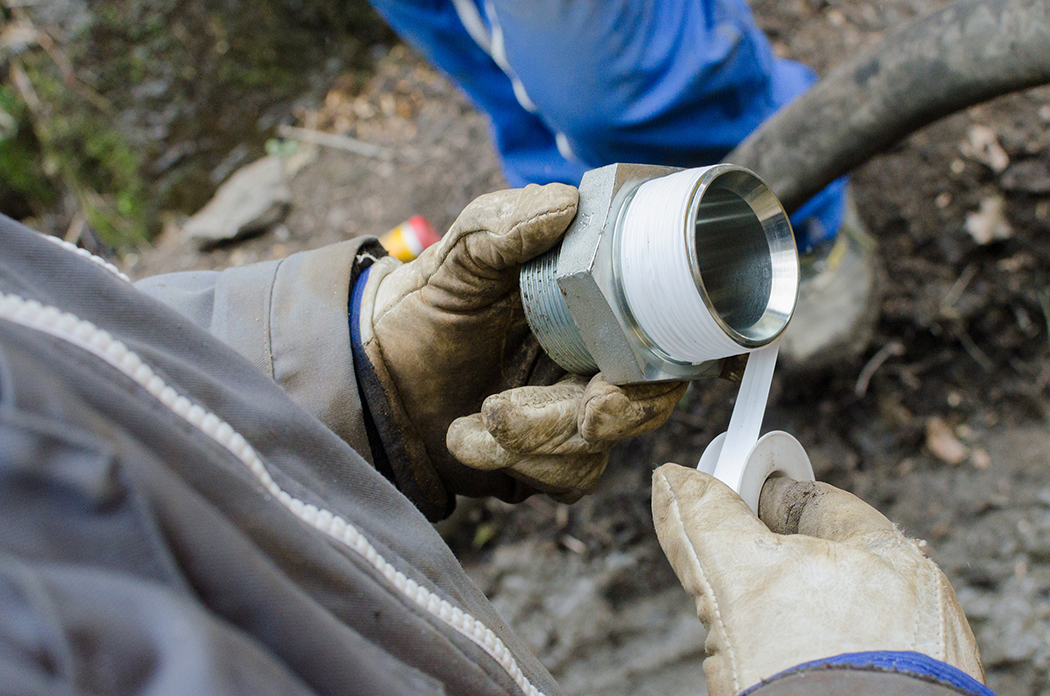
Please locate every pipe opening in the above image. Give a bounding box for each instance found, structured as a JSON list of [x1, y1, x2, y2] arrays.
[[689, 169, 798, 347], [694, 187, 772, 333]]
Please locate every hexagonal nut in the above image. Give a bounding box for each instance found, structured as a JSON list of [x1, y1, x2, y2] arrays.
[[521, 163, 726, 384]]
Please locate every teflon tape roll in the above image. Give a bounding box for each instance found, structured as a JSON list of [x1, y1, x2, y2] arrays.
[[697, 343, 815, 513]]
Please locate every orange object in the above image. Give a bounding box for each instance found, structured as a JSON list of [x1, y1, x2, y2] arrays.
[[379, 215, 440, 262]]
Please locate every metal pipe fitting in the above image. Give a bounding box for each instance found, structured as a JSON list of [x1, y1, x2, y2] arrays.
[[520, 163, 799, 384]]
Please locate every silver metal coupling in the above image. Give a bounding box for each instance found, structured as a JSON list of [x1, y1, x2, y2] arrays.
[[520, 163, 799, 384]]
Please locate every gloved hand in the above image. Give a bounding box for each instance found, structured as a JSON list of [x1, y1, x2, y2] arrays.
[[357, 183, 685, 519], [651, 464, 983, 696]]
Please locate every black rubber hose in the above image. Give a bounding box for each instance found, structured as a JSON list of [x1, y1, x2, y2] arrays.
[[726, 0, 1050, 215]]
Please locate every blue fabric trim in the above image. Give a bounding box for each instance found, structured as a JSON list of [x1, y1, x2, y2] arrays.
[[349, 266, 370, 355], [743, 651, 996, 696], [347, 263, 395, 485]]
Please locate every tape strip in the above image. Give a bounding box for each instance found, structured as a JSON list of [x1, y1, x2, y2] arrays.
[[709, 342, 779, 486]]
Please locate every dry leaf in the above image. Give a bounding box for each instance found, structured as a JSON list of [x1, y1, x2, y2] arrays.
[[926, 416, 970, 464], [964, 195, 1013, 245], [961, 125, 1010, 173]]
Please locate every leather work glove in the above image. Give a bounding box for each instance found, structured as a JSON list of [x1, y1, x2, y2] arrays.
[[357, 183, 686, 520], [651, 464, 983, 696], [447, 373, 686, 501]]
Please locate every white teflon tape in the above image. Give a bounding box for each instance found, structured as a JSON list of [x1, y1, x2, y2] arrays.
[[713, 343, 779, 481], [618, 168, 747, 363]]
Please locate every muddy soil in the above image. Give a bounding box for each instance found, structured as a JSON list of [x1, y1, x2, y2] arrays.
[[130, 2, 1050, 694]]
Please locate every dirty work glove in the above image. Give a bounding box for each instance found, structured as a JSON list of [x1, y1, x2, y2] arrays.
[[447, 373, 686, 502], [651, 464, 983, 696], [357, 184, 686, 520]]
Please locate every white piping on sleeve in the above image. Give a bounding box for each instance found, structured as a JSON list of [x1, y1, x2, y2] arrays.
[[0, 291, 547, 696], [40, 234, 131, 283], [451, 0, 540, 115], [485, 9, 539, 114], [554, 133, 578, 163], [451, 0, 493, 54], [451, 0, 581, 163], [510, 78, 539, 114]]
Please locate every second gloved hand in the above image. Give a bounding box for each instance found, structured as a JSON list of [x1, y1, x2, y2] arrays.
[[652, 464, 983, 696], [357, 184, 685, 519]]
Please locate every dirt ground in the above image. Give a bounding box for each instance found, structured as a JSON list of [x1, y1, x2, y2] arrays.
[[129, 2, 1050, 694]]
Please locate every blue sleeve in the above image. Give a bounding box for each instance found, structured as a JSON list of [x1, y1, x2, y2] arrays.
[[366, 0, 845, 249], [743, 651, 997, 696], [366, 0, 588, 187]]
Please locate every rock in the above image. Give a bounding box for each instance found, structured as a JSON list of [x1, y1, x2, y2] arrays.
[[1016, 511, 1050, 562], [183, 156, 294, 248], [973, 575, 1050, 667], [465, 539, 705, 696], [1000, 159, 1050, 195]]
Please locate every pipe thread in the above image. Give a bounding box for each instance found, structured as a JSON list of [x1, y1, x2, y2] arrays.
[[520, 246, 598, 374]]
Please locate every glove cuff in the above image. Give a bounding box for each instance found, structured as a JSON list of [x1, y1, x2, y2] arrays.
[[742, 651, 993, 696], [353, 255, 455, 521]]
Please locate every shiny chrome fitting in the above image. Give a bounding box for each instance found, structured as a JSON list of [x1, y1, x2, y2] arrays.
[[520, 163, 799, 384]]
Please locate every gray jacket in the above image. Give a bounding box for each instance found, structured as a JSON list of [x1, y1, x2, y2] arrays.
[[0, 216, 983, 696], [0, 216, 557, 696]]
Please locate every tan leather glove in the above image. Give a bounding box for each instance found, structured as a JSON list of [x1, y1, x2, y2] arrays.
[[651, 464, 983, 696], [357, 183, 685, 519], [447, 373, 686, 502]]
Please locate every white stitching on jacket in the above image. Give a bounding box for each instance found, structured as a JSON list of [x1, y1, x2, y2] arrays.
[[0, 291, 545, 696]]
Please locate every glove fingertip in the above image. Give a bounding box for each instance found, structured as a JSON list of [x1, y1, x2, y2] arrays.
[[479, 392, 526, 451], [577, 389, 624, 442], [758, 479, 896, 542], [652, 463, 715, 510], [479, 389, 512, 424], [757, 477, 804, 534], [579, 380, 685, 443], [512, 183, 579, 257], [446, 414, 499, 470]]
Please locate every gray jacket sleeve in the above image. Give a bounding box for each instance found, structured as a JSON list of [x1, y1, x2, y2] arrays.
[[1, 216, 562, 696], [134, 241, 374, 461]]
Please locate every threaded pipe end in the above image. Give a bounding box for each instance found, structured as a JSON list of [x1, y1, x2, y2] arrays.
[[520, 246, 598, 375]]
